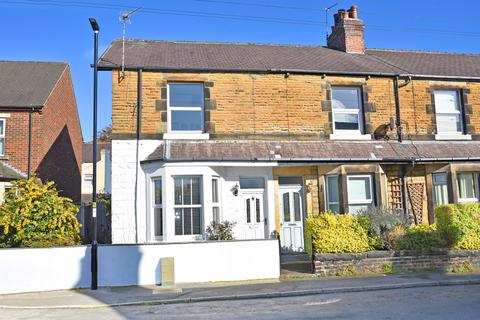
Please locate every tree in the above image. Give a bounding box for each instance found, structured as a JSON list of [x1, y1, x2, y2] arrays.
[[97, 124, 112, 142], [0, 177, 80, 248]]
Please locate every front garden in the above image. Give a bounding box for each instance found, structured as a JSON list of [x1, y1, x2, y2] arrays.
[[306, 204, 480, 275]]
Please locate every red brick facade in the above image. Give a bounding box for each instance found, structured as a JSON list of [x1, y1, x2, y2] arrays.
[[1, 65, 82, 202]]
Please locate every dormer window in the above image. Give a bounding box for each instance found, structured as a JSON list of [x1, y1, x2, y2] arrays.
[[168, 83, 204, 132]]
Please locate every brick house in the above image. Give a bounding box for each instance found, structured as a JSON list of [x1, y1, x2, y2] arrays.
[[99, 6, 480, 250], [0, 61, 83, 202]]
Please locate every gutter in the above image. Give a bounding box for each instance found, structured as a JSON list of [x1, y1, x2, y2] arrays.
[[0, 106, 43, 112], [97, 64, 480, 82]]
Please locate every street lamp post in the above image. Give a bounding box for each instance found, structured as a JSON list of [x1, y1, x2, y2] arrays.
[[89, 17, 99, 290]]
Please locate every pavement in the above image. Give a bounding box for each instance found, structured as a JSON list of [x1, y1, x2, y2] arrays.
[[1, 272, 480, 309]]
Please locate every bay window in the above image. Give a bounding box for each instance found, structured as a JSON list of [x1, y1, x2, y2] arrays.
[[434, 90, 464, 135], [457, 173, 478, 203], [331, 87, 364, 134], [152, 178, 163, 238], [347, 175, 374, 214], [168, 83, 204, 132], [0, 119, 5, 155], [212, 177, 221, 223], [433, 173, 449, 207], [326, 175, 340, 213], [174, 176, 203, 235]]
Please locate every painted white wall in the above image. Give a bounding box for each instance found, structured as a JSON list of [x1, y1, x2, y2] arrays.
[[111, 139, 161, 244], [98, 240, 280, 286], [0, 246, 90, 295], [0, 240, 279, 294]]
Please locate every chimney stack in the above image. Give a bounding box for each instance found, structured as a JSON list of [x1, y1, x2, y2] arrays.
[[327, 5, 365, 54]]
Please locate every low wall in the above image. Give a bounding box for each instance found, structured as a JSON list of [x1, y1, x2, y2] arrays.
[[0, 239, 280, 294], [314, 250, 480, 276]]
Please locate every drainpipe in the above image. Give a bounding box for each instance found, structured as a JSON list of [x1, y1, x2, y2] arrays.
[[133, 69, 142, 243], [27, 108, 33, 178], [393, 76, 403, 143]]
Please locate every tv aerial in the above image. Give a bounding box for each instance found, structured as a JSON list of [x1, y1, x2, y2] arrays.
[[120, 7, 141, 77]]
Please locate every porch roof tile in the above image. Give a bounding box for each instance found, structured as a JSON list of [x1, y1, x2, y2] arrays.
[[143, 140, 480, 163]]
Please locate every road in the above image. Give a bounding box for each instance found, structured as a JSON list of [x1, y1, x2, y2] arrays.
[[2, 284, 479, 320]]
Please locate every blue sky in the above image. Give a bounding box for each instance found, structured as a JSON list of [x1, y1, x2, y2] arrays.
[[1, 0, 480, 141]]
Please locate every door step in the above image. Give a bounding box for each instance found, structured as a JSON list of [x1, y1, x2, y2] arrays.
[[281, 253, 313, 274]]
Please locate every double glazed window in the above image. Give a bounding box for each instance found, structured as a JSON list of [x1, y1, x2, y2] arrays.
[[433, 173, 449, 207], [331, 87, 364, 134], [168, 83, 204, 132], [457, 173, 479, 203], [326, 174, 374, 214], [152, 178, 163, 238], [0, 119, 5, 155], [434, 90, 464, 135], [174, 176, 202, 235], [212, 177, 221, 223]]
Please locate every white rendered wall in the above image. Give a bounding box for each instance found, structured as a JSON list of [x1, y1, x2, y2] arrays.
[[111, 139, 161, 244], [98, 240, 280, 286], [0, 246, 90, 294]]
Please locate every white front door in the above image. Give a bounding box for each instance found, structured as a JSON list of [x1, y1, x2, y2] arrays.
[[241, 192, 265, 239], [279, 186, 305, 252]]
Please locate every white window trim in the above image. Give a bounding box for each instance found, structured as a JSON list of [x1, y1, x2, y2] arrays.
[[163, 132, 209, 140], [326, 175, 340, 212], [152, 177, 163, 241], [435, 133, 471, 141], [167, 82, 206, 136], [457, 172, 479, 203], [0, 118, 6, 156], [434, 90, 464, 135], [212, 176, 221, 223], [432, 173, 449, 207], [347, 174, 374, 212], [331, 86, 364, 136], [329, 133, 371, 140], [173, 176, 204, 236]]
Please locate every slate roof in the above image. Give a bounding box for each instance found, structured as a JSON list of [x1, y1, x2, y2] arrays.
[[0, 61, 67, 108], [0, 161, 27, 180], [82, 142, 111, 163], [143, 140, 480, 163], [99, 39, 480, 79]]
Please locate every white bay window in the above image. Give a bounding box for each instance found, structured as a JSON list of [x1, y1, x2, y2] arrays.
[[174, 176, 203, 235]]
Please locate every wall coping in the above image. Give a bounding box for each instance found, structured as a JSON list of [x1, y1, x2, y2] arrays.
[[315, 250, 480, 261]]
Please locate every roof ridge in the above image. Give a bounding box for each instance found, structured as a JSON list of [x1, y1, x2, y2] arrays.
[[0, 60, 68, 64], [367, 48, 480, 56]]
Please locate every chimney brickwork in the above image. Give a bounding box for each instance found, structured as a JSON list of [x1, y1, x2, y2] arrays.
[[327, 5, 365, 54]]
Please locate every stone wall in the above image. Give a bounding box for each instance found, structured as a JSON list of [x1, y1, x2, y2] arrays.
[[314, 250, 480, 276]]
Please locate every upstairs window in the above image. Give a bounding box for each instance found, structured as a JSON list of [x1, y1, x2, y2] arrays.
[[331, 87, 364, 134], [434, 90, 463, 135], [168, 83, 204, 132], [0, 119, 5, 155]]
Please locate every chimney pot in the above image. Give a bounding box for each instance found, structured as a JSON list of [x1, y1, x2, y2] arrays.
[[348, 5, 358, 19], [342, 11, 349, 19]]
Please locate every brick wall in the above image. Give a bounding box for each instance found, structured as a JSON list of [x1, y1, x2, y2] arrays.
[[111, 71, 480, 141], [314, 250, 480, 276]]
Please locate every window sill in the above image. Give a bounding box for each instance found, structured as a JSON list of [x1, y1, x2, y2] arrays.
[[163, 132, 210, 140], [330, 133, 372, 141], [435, 134, 472, 141]]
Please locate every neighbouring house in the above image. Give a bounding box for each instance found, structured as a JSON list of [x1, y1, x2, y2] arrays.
[[0, 61, 82, 203], [81, 142, 112, 204], [98, 5, 480, 251]]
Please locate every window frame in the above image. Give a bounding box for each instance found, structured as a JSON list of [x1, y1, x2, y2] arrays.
[[456, 172, 479, 203], [434, 90, 464, 135], [0, 118, 6, 156], [173, 175, 203, 236], [331, 86, 364, 135], [167, 82, 205, 133], [432, 173, 449, 207], [326, 175, 340, 213], [346, 174, 374, 214], [211, 176, 221, 223], [152, 177, 163, 240]]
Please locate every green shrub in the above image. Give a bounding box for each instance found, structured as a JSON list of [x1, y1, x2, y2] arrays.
[[436, 204, 480, 250], [357, 206, 407, 249], [0, 178, 80, 248], [306, 213, 375, 253], [397, 224, 445, 251], [206, 220, 236, 240]]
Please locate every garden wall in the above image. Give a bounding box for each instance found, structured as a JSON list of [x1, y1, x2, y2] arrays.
[[314, 250, 480, 276]]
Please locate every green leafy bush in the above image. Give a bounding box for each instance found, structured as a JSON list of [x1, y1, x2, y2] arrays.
[[357, 206, 407, 249], [206, 220, 236, 240], [0, 178, 80, 248], [396, 224, 445, 251], [306, 213, 375, 253], [435, 204, 480, 250]]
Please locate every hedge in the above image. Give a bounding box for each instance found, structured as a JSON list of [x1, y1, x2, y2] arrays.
[[435, 203, 480, 250]]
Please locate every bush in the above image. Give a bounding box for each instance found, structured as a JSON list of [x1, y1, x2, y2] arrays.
[[306, 213, 375, 253], [396, 224, 445, 251], [436, 204, 480, 250], [206, 220, 236, 240], [357, 206, 407, 249], [0, 178, 80, 248]]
